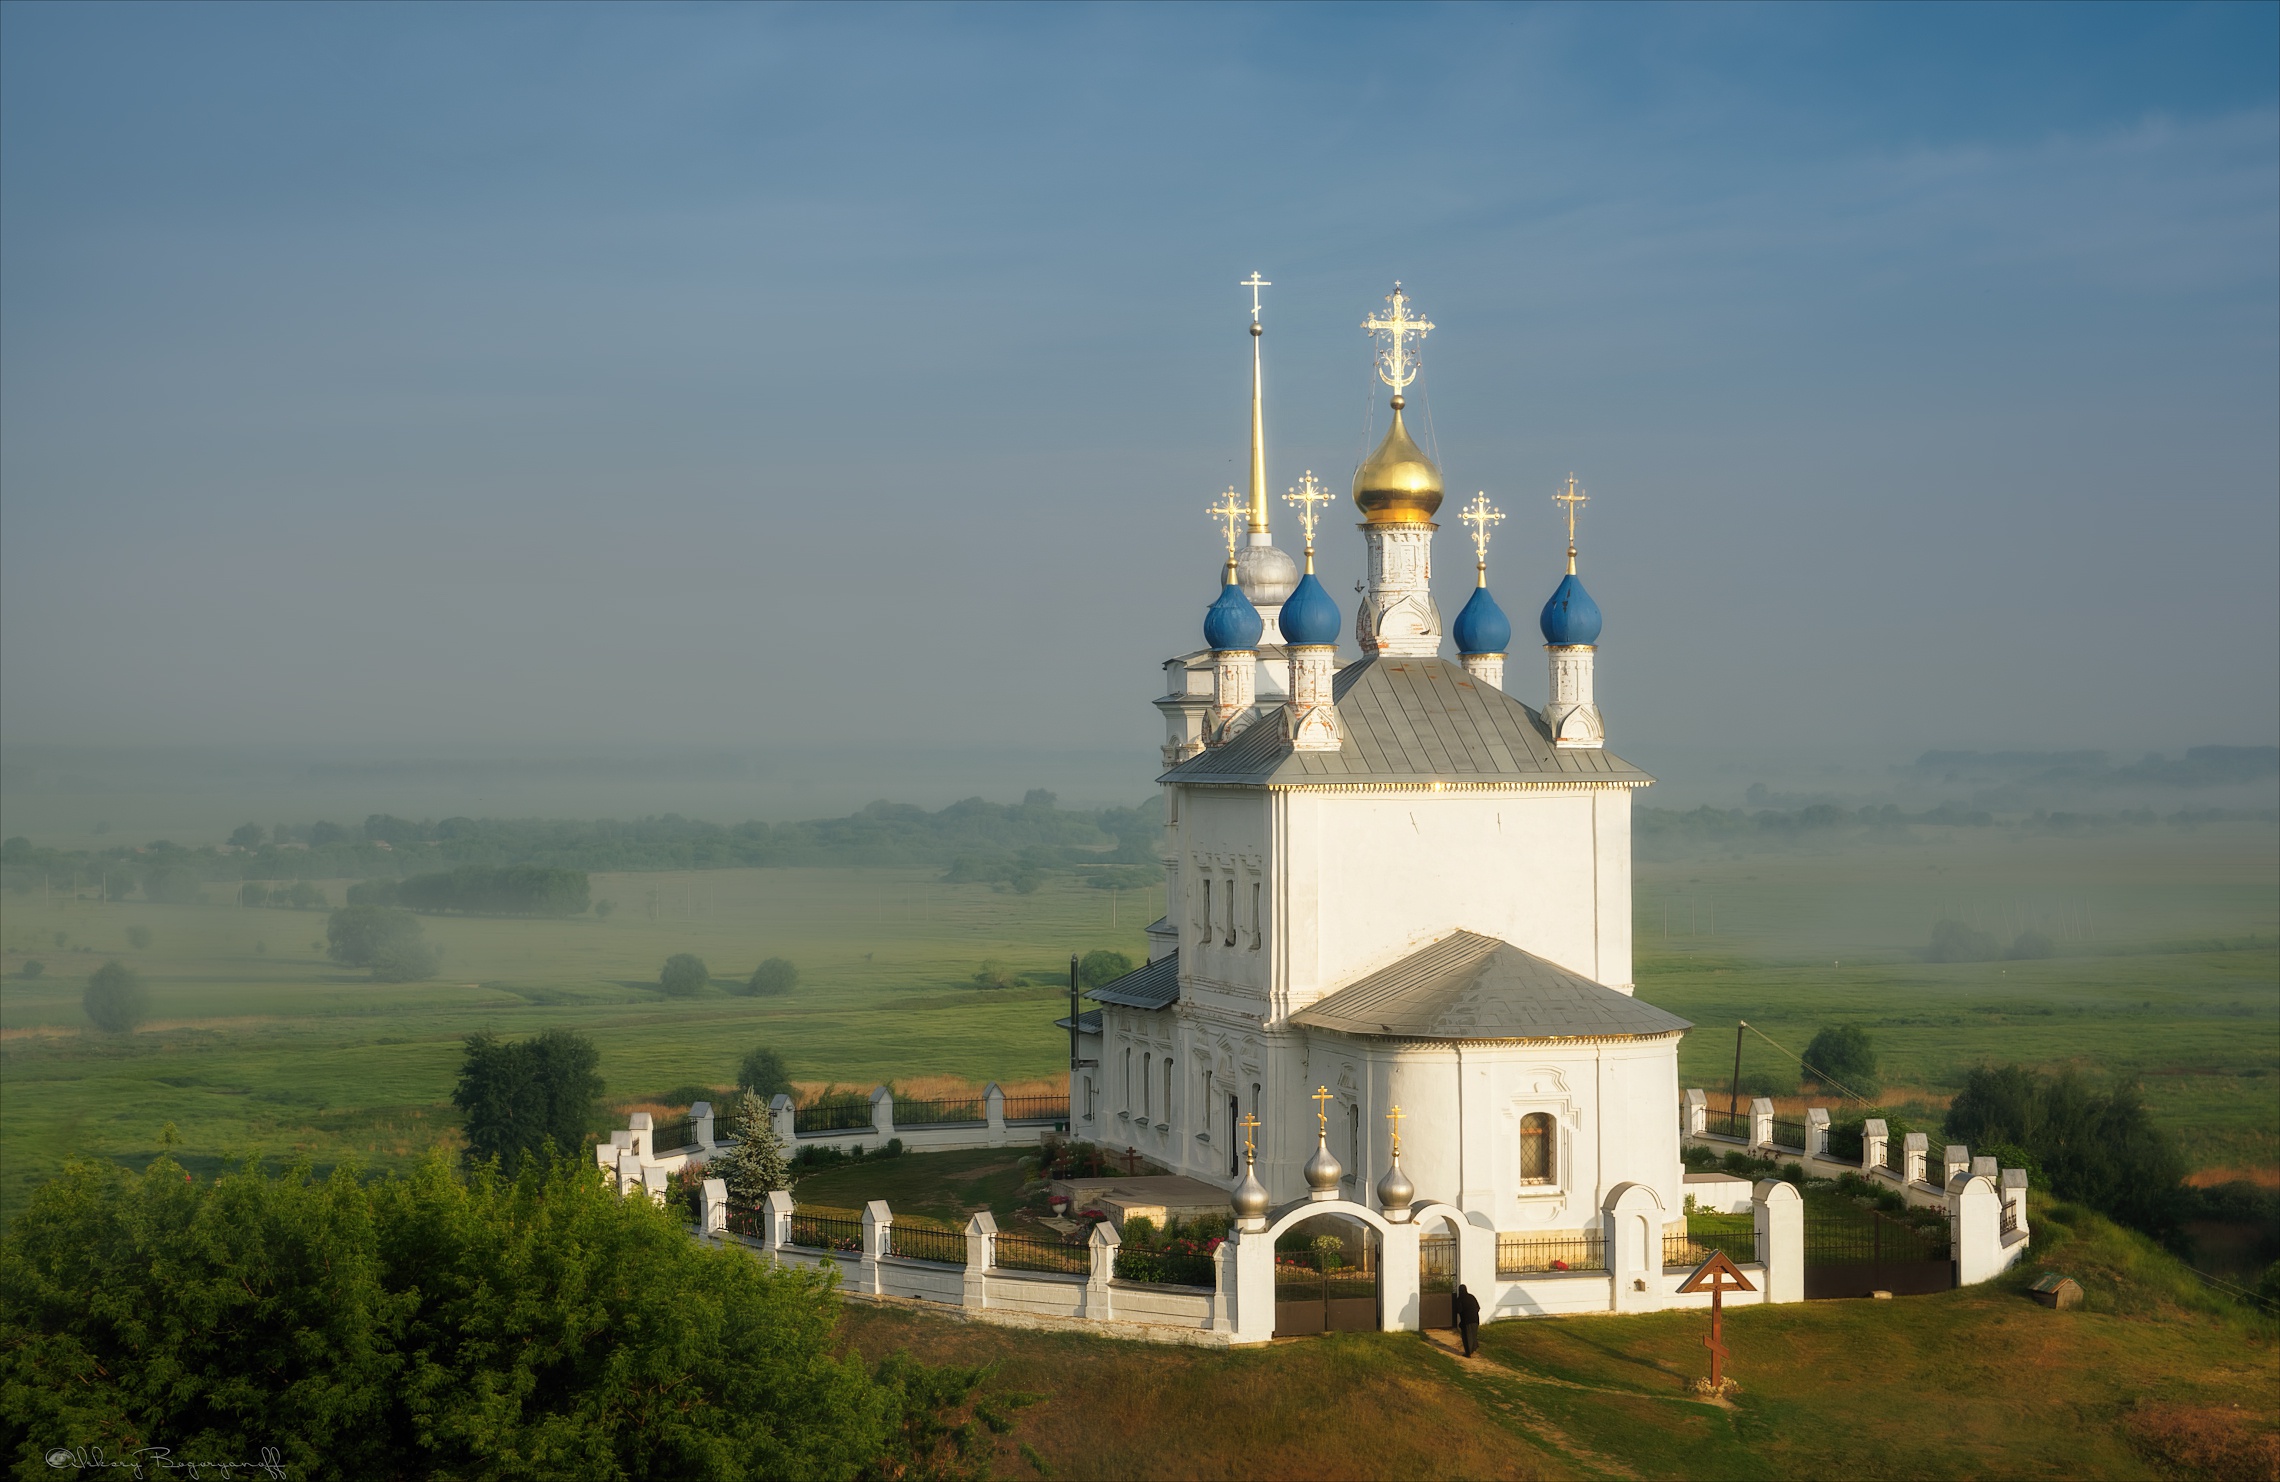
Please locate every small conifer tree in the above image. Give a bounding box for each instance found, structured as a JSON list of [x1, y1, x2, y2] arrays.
[[717, 1088, 788, 1207]]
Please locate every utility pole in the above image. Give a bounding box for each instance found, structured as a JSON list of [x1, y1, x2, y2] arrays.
[[1728, 1020, 1748, 1125]]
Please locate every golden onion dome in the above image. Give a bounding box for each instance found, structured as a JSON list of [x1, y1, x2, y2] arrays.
[[1352, 396, 1443, 524]]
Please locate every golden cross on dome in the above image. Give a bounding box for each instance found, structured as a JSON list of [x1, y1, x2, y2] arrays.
[[1239, 1112, 1261, 1160], [1362, 282, 1434, 393], [1208, 486, 1245, 565], [1284, 471, 1332, 565], [1386, 1104, 1406, 1157], [1240, 271, 1270, 323], [1312, 1085, 1333, 1137], [1554, 473, 1588, 573], [1460, 492, 1504, 567]]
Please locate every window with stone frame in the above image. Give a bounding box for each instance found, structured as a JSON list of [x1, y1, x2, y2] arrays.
[[1223, 879, 1236, 945], [1142, 1053, 1152, 1119], [1520, 1112, 1556, 1185], [1250, 881, 1262, 949]]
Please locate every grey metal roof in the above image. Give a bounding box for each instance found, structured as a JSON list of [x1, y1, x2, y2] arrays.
[[1053, 1008, 1104, 1033], [1089, 952, 1180, 1011], [1159, 656, 1653, 787], [1291, 931, 1691, 1041]]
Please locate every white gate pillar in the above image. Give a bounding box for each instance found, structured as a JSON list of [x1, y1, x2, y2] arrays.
[[1228, 1225, 1276, 1345], [1603, 1182, 1665, 1313], [1085, 1220, 1120, 1321], [1378, 1219, 1420, 1332], [961, 1211, 995, 1310], [1752, 1179, 1803, 1304]]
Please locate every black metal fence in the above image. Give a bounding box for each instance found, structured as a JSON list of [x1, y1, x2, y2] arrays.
[[993, 1231, 1089, 1276], [789, 1206, 864, 1253], [886, 1220, 968, 1265], [652, 1117, 697, 1152], [1496, 1231, 1605, 1275], [1881, 1137, 1902, 1175], [1769, 1118, 1808, 1152], [1002, 1094, 1066, 1123], [795, 1099, 873, 1135], [1114, 1246, 1217, 1287], [893, 1098, 984, 1127], [1668, 1225, 1757, 1268], [2000, 1199, 2018, 1236], [725, 1202, 764, 1239], [1803, 1210, 1953, 1299], [1703, 1109, 1747, 1141]]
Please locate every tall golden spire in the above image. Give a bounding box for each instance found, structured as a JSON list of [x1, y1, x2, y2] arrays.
[[1554, 473, 1588, 575], [1242, 272, 1271, 534]]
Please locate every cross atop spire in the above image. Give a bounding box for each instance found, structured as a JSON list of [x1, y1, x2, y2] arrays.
[[1240, 271, 1270, 323], [1312, 1084, 1334, 1137], [1239, 1112, 1260, 1161], [1209, 486, 1245, 572], [1461, 492, 1504, 572], [1386, 1104, 1406, 1158], [1362, 282, 1434, 395], [1554, 473, 1588, 574], [1284, 471, 1332, 570]]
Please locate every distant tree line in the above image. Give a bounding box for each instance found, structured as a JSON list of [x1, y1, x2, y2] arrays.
[[347, 864, 590, 917]]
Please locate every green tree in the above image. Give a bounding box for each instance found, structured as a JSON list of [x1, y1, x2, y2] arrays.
[[450, 1029, 604, 1175], [970, 959, 1018, 990], [594, 899, 615, 919], [83, 962, 149, 1034], [1801, 1024, 1879, 1097], [746, 957, 799, 996], [370, 936, 440, 983], [717, 1090, 790, 1206], [1927, 918, 2001, 962], [0, 1152, 1000, 1478], [661, 952, 710, 997], [1945, 1063, 2188, 1237], [738, 1046, 793, 1099], [325, 905, 425, 970], [141, 868, 202, 905], [122, 925, 152, 950], [17, 960, 42, 980], [238, 882, 270, 907], [227, 823, 266, 848], [1078, 949, 1133, 987], [2007, 930, 2055, 960], [285, 881, 326, 910]]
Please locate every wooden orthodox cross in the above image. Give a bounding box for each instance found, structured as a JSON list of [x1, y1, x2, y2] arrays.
[[1675, 1250, 1757, 1389]]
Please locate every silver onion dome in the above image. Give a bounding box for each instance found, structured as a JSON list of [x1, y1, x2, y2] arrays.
[[1231, 1154, 1272, 1223], [1303, 1129, 1343, 1200], [1375, 1152, 1414, 1218], [1234, 541, 1300, 611]]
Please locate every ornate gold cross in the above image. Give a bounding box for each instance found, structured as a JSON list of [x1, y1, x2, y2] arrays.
[[1554, 473, 1588, 571], [1460, 492, 1503, 567], [1239, 1112, 1261, 1161], [1208, 486, 1246, 562], [1240, 271, 1271, 323], [1284, 471, 1332, 561], [1386, 1104, 1406, 1158], [1312, 1085, 1333, 1137], [1362, 282, 1433, 393]]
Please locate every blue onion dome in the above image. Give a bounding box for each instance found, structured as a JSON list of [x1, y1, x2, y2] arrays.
[[1539, 572, 1602, 646], [1453, 584, 1511, 655], [1203, 578, 1264, 652], [1278, 571, 1341, 647]]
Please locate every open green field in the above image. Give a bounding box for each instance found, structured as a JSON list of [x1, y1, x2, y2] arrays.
[[0, 821, 2273, 1226], [831, 1204, 2278, 1480]]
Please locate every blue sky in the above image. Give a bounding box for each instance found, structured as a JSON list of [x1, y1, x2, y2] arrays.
[[3, 2, 2274, 772]]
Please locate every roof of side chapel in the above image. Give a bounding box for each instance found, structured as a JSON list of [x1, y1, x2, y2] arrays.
[[1291, 930, 1691, 1041], [1159, 655, 1653, 787]]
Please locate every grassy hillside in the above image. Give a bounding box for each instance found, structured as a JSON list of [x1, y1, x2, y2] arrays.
[[835, 1206, 2279, 1480]]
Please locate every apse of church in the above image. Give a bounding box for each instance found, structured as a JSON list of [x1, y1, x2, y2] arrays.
[[1071, 278, 1691, 1239]]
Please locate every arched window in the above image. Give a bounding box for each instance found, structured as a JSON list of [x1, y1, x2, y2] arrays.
[[1520, 1112, 1556, 1185], [1142, 1053, 1152, 1119], [1199, 874, 1211, 936], [1123, 1048, 1132, 1112], [1223, 880, 1237, 945], [1163, 1058, 1174, 1127], [1250, 882, 1263, 949]]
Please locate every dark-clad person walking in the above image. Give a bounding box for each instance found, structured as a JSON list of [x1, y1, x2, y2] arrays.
[[1453, 1283, 1482, 1356]]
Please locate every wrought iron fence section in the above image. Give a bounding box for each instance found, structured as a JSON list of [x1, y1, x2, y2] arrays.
[[1881, 1138, 1902, 1174], [1495, 1231, 1605, 1275], [993, 1232, 1089, 1276], [789, 1206, 864, 1253], [1115, 1245, 1217, 1287], [725, 1203, 764, 1239], [652, 1117, 697, 1152], [1703, 1109, 1747, 1141], [892, 1098, 985, 1127], [886, 1221, 968, 1265], [795, 1100, 874, 1134], [2000, 1199, 2018, 1236], [1769, 1118, 1807, 1151], [1671, 1224, 1757, 1267], [1001, 1094, 1066, 1123]]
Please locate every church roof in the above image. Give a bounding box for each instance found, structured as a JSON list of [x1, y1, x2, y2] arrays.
[[1291, 930, 1691, 1041], [1088, 952, 1181, 1011], [1053, 1008, 1104, 1034], [1158, 655, 1652, 787]]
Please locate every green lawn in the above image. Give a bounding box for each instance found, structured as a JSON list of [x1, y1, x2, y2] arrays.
[[1, 821, 2273, 1229], [790, 1145, 1038, 1228]]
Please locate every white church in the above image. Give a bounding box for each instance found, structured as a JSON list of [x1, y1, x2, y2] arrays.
[[1067, 281, 1692, 1245]]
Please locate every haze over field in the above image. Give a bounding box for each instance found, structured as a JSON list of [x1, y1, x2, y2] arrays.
[[2, 4, 2275, 767]]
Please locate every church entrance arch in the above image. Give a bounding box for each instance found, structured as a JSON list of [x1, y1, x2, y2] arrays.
[[1417, 1210, 1460, 1330], [1272, 1210, 1380, 1336]]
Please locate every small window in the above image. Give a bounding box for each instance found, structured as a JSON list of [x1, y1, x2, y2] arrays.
[[1142, 1053, 1152, 1118], [1123, 1048, 1132, 1111], [1520, 1112, 1556, 1185], [1251, 882, 1262, 949], [1200, 874, 1212, 936], [1223, 880, 1236, 946], [1163, 1058, 1174, 1126], [1346, 1102, 1360, 1181]]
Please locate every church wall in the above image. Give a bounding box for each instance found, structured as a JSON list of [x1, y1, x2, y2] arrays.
[[1278, 786, 1635, 1010]]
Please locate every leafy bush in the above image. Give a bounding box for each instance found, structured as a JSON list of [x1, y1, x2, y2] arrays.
[[737, 1046, 792, 1099], [1946, 1063, 2189, 1238], [1077, 950, 1133, 988], [396, 864, 590, 917], [325, 905, 427, 974], [17, 960, 42, 980], [369, 936, 440, 982], [122, 926, 152, 951], [0, 1153, 1008, 1477], [746, 957, 799, 996], [660, 952, 710, 997], [970, 959, 1018, 990], [1801, 1025, 1879, 1097], [2006, 929, 2055, 959], [1927, 919, 2002, 962], [82, 962, 148, 1034]]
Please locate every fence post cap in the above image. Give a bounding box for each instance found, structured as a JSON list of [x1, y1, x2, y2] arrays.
[[964, 1210, 998, 1236], [1684, 1088, 1707, 1108], [1088, 1219, 1122, 1249], [1862, 1118, 1888, 1136], [2000, 1168, 2028, 1190], [610, 1130, 634, 1149], [1749, 1097, 1775, 1114], [691, 1101, 713, 1118], [863, 1199, 892, 1227], [629, 1112, 655, 1131], [1805, 1107, 1830, 1126], [765, 1188, 795, 1213], [869, 1085, 893, 1105], [701, 1177, 727, 1200], [984, 1081, 1003, 1098], [1971, 1155, 1998, 1176], [1903, 1131, 1928, 1151], [1752, 1179, 1800, 1205], [769, 1093, 795, 1112], [1944, 1143, 1969, 1161]]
